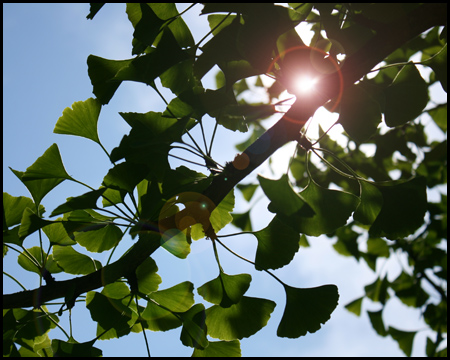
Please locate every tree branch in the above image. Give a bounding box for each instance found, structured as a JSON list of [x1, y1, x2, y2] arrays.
[[3, 3, 446, 310]]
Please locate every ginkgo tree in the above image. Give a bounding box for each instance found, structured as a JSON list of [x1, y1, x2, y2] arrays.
[[3, 3, 447, 357]]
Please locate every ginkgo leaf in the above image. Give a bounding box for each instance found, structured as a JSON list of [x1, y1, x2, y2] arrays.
[[179, 304, 208, 349], [51, 189, 106, 217], [54, 98, 102, 144], [135, 256, 162, 295], [205, 296, 276, 340], [141, 300, 182, 332], [384, 64, 429, 127], [277, 284, 339, 338], [74, 224, 123, 253], [192, 340, 241, 357], [294, 180, 359, 236], [21, 144, 73, 181], [369, 176, 427, 239], [10, 167, 64, 206], [253, 216, 300, 270], [197, 272, 251, 307], [52, 339, 102, 357], [258, 174, 313, 217], [149, 281, 195, 313], [53, 245, 102, 275], [353, 180, 383, 225], [86, 289, 134, 339]]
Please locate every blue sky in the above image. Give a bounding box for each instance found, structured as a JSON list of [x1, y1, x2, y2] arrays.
[[3, 3, 443, 357]]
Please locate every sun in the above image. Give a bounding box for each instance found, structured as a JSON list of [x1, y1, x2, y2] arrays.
[[293, 75, 318, 94]]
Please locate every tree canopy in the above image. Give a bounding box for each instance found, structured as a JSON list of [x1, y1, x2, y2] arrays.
[[3, 3, 447, 357]]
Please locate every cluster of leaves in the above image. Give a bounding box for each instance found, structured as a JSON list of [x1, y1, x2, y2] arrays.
[[3, 3, 447, 357]]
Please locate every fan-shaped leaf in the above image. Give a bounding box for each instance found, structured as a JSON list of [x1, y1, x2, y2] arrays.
[[21, 144, 73, 181], [277, 284, 339, 338], [198, 272, 251, 308], [253, 216, 300, 270], [54, 98, 101, 144], [206, 296, 276, 340]]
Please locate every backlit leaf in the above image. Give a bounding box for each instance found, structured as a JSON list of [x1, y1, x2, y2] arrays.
[[192, 340, 241, 357], [369, 176, 427, 239], [354, 180, 383, 225], [206, 296, 276, 340], [53, 245, 102, 275], [253, 216, 300, 270], [149, 281, 195, 313], [277, 284, 339, 338], [198, 272, 251, 308], [52, 339, 102, 357], [179, 304, 208, 349], [54, 98, 102, 144], [339, 84, 382, 143], [136, 256, 162, 295], [50, 189, 106, 217], [384, 64, 429, 127], [10, 168, 64, 206], [21, 144, 73, 181], [388, 326, 416, 357]]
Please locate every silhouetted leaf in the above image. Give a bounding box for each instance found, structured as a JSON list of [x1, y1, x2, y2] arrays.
[[253, 216, 300, 270], [277, 284, 339, 338]]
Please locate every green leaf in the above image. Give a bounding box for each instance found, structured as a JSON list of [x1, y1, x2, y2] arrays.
[[277, 284, 339, 338], [231, 210, 252, 232], [191, 190, 235, 240], [18, 246, 45, 275], [18, 208, 53, 240], [179, 304, 208, 349], [130, 4, 166, 54], [345, 297, 363, 316], [21, 144, 73, 181], [54, 98, 102, 144], [135, 256, 162, 295], [253, 216, 300, 270], [114, 28, 190, 86], [87, 56, 131, 105], [236, 183, 259, 202], [74, 223, 123, 253], [149, 281, 195, 313], [10, 168, 64, 206], [426, 43, 447, 92], [388, 326, 416, 357], [51, 339, 102, 357], [141, 301, 182, 332], [205, 296, 276, 340], [86, 289, 135, 339], [364, 276, 390, 304], [353, 181, 383, 225], [52, 245, 102, 275], [50, 189, 106, 217], [103, 162, 150, 193], [258, 174, 313, 217], [192, 340, 241, 357], [369, 176, 427, 239], [339, 84, 382, 143], [3, 193, 36, 228], [160, 229, 191, 259], [384, 64, 429, 127], [198, 272, 251, 308], [261, 175, 358, 236], [367, 309, 388, 337]]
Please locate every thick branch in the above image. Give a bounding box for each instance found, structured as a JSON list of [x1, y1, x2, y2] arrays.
[[3, 3, 446, 310]]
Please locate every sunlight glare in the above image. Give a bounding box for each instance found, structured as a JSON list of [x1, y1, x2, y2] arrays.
[[294, 75, 318, 94]]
